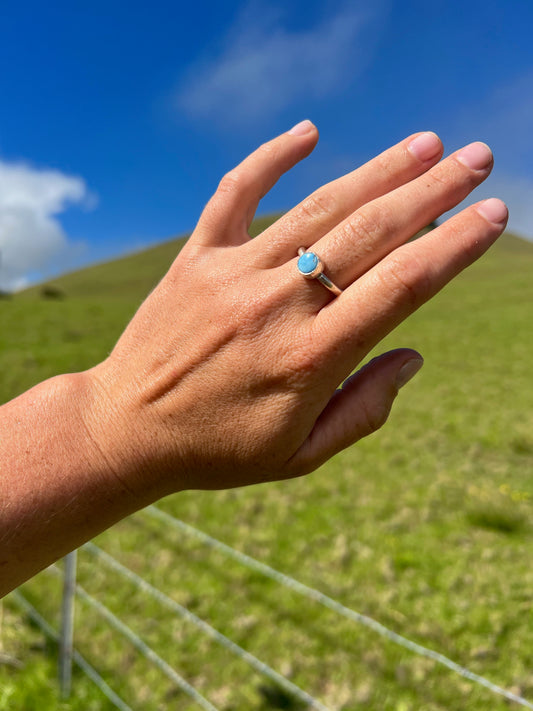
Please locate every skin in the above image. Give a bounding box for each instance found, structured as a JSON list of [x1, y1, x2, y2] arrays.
[[0, 123, 507, 596]]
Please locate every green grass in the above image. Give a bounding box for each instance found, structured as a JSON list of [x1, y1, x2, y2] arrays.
[[1, 221, 533, 710]]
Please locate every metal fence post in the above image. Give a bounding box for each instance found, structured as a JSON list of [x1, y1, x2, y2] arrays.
[[59, 550, 77, 698]]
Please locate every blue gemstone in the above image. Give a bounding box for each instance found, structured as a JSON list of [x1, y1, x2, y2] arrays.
[[298, 252, 319, 274]]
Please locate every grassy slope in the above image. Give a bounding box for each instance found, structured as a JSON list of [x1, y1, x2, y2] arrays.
[[1, 220, 532, 711]]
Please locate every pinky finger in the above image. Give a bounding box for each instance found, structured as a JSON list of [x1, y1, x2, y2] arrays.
[[319, 198, 509, 364]]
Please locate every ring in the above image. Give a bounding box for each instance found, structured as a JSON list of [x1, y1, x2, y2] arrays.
[[297, 247, 342, 297]]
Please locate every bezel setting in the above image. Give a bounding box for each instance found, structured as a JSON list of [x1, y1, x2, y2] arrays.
[[297, 249, 323, 279]]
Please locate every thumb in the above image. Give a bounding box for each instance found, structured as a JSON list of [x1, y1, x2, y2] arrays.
[[288, 349, 423, 476]]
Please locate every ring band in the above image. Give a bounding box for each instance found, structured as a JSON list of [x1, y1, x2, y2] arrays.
[[297, 247, 342, 297]]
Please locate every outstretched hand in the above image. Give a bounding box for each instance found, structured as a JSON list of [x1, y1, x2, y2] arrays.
[[84, 121, 507, 498], [0, 121, 509, 595]]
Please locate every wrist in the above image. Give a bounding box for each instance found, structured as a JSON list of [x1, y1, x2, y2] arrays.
[[80, 361, 183, 506], [52, 370, 153, 510]]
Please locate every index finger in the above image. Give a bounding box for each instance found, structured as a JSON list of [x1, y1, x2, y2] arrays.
[[196, 121, 319, 246]]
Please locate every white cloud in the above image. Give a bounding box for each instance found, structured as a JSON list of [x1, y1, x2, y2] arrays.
[[0, 161, 92, 291], [176, 1, 387, 126]]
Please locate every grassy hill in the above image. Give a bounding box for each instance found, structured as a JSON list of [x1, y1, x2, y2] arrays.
[[1, 218, 533, 711], [18, 214, 278, 301]]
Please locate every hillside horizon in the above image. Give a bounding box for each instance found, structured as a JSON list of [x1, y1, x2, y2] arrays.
[[17, 213, 533, 301]]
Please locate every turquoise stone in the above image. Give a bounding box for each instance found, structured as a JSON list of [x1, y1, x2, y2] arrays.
[[297, 251, 319, 274]]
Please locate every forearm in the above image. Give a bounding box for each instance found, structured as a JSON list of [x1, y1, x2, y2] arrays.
[[0, 373, 147, 596]]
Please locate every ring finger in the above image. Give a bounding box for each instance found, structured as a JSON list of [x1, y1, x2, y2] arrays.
[[288, 141, 494, 306]]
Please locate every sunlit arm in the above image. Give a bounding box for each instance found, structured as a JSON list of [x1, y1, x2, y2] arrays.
[[0, 373, 150, 597]]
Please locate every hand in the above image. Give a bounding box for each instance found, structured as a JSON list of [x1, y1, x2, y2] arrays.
[[84, 121, 507, 498]]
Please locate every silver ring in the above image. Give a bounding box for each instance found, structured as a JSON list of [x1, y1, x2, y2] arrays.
[[297, 247, 342, 297]]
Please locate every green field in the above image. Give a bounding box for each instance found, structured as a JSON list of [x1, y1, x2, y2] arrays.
[[1, 220, 532, 711]]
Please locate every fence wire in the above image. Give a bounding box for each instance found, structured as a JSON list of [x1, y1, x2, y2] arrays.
[[73, 581, 219, 711], [10, 591, 133, 711], [11, 503, 532, 711], [144, 504, 533, 710], [82, 541, 331, 711]]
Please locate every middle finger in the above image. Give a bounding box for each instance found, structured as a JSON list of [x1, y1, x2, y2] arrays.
[[292, 141, 494, 305], [251, 132, 443, 265]]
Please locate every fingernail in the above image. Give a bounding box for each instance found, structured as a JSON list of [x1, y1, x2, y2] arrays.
[[396, 358, 424, 390], [408, 132, 441, 162], [288, 119, 315, 136], [476, 198, 508, 226], [456, 142, 493, 170]]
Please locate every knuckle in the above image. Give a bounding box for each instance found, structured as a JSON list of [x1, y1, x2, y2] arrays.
[[298, 189, 338, 222], [422, 161, 476, 201], [381, 252, 432, 307], [371, 150, 394, 177], [342, 206, 383, 246], [361, 398, 390, 435], [423, 168, 450, 190], [216, 169, 242, 197], [256, 139, 277, 159], [287, 344, 318, 380], [280, 331, 321, 384], [448, 219, 484, 263], [337, 216, 361, 245]]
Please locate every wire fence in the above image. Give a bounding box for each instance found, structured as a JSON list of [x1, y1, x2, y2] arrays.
[[143, 506, 533, 709], [82, 542, 329, 710], [11, 590, 133, 711], [9, 504, 533, 710]]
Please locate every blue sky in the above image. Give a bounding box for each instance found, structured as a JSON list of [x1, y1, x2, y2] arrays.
[[0, 0, 532, 289]]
